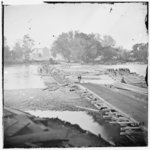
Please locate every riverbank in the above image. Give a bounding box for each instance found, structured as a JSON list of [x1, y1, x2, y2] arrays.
[[4, 63, 148, 147], [3, 60, 147, 66], [3, 60, 49, 66], [4, 106, 110, 148]]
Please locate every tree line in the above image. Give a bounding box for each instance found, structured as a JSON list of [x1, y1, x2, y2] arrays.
[[4, 31, 148, 64], [4, 34, 34, 63], [51, 31, 148, 64]]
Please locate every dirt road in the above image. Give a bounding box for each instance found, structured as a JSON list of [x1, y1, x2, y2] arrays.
[[82, 83, 148, 128]]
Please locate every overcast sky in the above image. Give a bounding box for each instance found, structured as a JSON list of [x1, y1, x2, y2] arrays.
[[4, 2, 148, 50]]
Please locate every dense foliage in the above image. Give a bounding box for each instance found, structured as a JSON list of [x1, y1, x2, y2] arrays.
[[3, 31, 148, 64], [4, 35, 34, 63], [51, 31, 148, 63]]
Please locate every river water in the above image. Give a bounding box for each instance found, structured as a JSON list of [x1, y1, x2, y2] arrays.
[[4, 63, 147, 90], [4, 64, 46, 90]]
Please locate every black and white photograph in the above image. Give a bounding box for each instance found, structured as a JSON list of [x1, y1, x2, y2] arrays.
[[2, 0, 148, 148]]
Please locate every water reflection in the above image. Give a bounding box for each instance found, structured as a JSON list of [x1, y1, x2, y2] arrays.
[[4, 65, 46, 90], [26, 110, 119, 145]]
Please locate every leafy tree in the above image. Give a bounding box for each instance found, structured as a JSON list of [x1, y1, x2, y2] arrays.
[[115, 46, 130, 61], [51, 31, 140, 64], [51, 31, 103, 63], [101, 47, 118, 61], [12, 41, 23, 60], [132, 43, 148, 61], [101, 35, 116, 47], [22, 34, 34, 61], [81, 33, 102, 62], [52, 33, 72, 62], [120, 50, 130, 61]]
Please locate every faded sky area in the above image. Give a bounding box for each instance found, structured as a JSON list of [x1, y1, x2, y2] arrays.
[[4, 2, 148, 50]]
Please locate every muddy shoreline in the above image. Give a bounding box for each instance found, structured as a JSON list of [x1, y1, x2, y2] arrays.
[[4, 64, 148, 147]]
